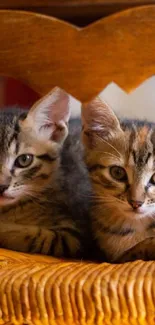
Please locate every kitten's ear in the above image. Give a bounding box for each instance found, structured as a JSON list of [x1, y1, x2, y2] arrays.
[[23, 87, 70, 143], [82, 96, 122, 147]]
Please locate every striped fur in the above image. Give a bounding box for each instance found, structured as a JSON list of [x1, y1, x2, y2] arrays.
[[0, 90, 91, 259], [82, 98, 155, 262]]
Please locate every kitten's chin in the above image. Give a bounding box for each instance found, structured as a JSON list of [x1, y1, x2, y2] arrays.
[[0, 195, 16, 206]]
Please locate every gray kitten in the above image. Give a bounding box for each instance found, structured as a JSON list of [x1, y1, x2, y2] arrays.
[[0, 87, 91, 258]]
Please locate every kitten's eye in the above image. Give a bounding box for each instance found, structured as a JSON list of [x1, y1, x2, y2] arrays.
[[150, 174, 155, 185], [14, 154, 33, 168], [110, 166, 127, 182]]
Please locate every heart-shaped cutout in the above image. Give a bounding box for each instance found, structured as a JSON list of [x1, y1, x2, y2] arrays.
[[0, 7, 154, 101]]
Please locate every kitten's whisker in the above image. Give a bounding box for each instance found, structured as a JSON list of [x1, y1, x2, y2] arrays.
[[21, 189, 51, 207], [96, 134, 121, 158], [102, 152, 121, 160], [80, 192, 128, 206], [93, 150, 122, 161]]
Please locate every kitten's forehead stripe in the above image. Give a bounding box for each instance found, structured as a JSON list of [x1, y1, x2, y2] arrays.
[[145, 152, 152, 164], [15, 140, 20, 155], [132, 150, 136, 164], [0, 109, 24, 158], [123, 122, 154, 170], [138, 126, 149, 145], [128, 127, 137, 151]]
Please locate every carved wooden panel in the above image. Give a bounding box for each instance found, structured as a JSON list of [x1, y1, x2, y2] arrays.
[[0, 7, 154, 101]]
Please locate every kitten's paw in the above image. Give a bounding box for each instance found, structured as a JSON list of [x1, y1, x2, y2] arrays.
[[29, 228, 56, 254], [49, 230, 81, 258], [117, 237, 155, 262]]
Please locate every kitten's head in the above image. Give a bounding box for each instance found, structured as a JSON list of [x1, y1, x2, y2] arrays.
[[82, 97, 155, 219], [0, 87, 70, 206]]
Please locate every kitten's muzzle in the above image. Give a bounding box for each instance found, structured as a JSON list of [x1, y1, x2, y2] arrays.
[[128, 199, 144, 210]]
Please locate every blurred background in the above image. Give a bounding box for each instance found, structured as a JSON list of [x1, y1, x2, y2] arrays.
[[0, 77, 39, 108]]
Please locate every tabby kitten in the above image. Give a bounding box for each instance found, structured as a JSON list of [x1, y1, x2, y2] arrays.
[[82, 97, 155, 262], [0, 87, 91, 258]]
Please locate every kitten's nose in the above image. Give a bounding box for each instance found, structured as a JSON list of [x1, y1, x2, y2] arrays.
[[129, 200, 144, 210], [0, 185, 9, 194]]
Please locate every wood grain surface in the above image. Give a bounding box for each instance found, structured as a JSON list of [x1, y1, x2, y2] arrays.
[[0, 7, 154, 101]]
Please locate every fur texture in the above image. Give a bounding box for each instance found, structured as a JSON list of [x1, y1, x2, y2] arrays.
[[82, 97, 155, 262], [0, 88, 91, 258]]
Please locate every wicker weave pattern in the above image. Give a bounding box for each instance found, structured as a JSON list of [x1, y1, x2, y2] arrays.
[[0, 250, 153, 325]]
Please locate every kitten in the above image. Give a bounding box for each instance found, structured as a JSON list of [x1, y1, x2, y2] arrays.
[[0, 87, 91, 258], [81, 97, 155, 263]]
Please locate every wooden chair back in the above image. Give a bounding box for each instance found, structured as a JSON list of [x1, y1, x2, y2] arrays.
[[0, 7, 154, 101]]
